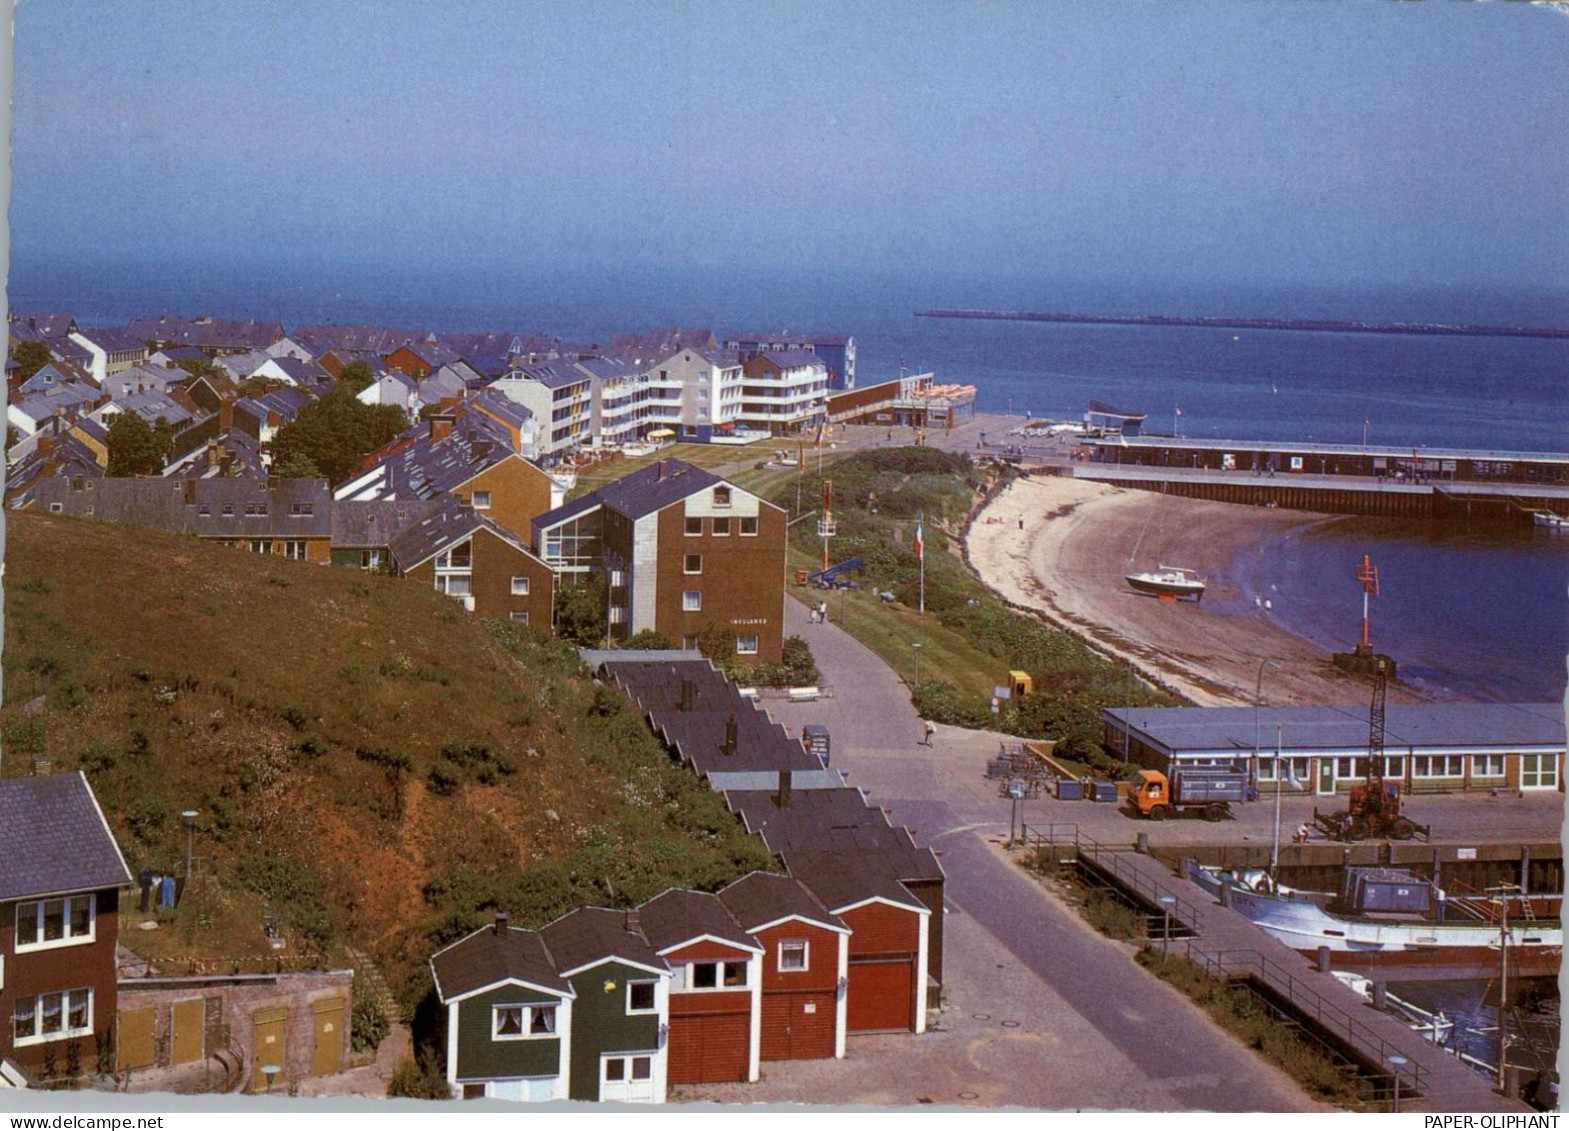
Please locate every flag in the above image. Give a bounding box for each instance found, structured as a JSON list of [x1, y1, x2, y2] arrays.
[[1175, 405, 1183, 417], [814, 418, 826, 448], [914, 518, 924, 563]]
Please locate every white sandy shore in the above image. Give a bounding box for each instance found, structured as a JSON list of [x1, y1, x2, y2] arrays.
[[968, 475, 1419, 707]]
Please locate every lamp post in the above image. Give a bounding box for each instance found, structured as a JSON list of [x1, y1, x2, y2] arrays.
[[262, 1064, 281, 1096], [1253, 659, 1277, 801], [1158, 895, 1176, 958], [1387, 1054, 1408, 1112], [911, 642, 922, 688], [181, 810, 199, 880]]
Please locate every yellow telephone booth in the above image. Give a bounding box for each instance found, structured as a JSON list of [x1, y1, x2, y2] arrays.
[[1009, 671, 1033, 698]]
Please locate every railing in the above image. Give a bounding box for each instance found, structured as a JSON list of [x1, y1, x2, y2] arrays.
[[1177, 943, 1429, 1100], [1020, 822, 1207, 933]]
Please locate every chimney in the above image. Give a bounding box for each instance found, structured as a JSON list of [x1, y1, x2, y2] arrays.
[[206, 438, 220, 470], [777, 770, 793, 810], [493, 910, 508, 936], [722, 714, 738, 756], [656, 460, 665, 480], [430, 413, 456, 443], [679, 678, 696, 712]]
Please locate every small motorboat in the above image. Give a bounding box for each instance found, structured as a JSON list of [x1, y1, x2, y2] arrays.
[[1125, 565, 1206, 601], [1532, 510, 1568, 531]]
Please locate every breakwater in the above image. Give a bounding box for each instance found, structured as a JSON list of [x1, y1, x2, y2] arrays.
[[918, 308, 1569, 341]]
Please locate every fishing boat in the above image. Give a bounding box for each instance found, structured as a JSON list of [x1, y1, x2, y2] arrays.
[[1531, 510, 1569, 531], [1330, 971, 1454, 1044], [1186, 862, 1563, 976], [1125, 565, 1206, 601]]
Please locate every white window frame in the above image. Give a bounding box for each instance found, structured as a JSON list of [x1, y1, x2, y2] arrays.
[[736, 634, 759, 656], [683, 554, 702, 575], [608, 607, 626, 625], [15, 894, 96, 953], [609, 569, 625, 588], [1472, 753, 1506, 778], [492, 1002, 557, 1041], [712, 486, 732, 508], [739, 516, 758, 537], [712, 517, 731, 537], [682, 590, 702, 612], [509, 611, 530, 625], [283, 540, 308, 560], [471, 490, 492, 510], [626, 979, 659, 1015], [682, 960, 749, 991], [1521, 753, 1558, 790], [777, 940, 809, 973], [510, 576, 530, 596], [685, 517, 703, 536], [12, 987, 93, 1047], [436, 573, 472, 597]]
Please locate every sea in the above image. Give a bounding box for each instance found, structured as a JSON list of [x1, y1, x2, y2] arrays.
[[10, 257, 1569, 703]]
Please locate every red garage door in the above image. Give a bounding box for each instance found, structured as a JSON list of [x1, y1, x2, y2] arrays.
[[761, 990, 836, 1060], [846, 958, 914, 1033], [668, 1011, 751, 1084]]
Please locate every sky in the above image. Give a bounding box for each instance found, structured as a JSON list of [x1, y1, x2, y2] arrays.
[[8, 0, 1569, 298]]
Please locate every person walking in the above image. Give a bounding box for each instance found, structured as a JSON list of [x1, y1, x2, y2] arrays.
[[922, 721, 935, 746]]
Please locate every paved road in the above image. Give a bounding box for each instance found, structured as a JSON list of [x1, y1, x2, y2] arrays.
[[730, 597, 1326, 1111]]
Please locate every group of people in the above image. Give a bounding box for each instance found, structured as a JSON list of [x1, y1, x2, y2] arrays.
[[136, 867, 180, 917], [808, 600, 830, 624]]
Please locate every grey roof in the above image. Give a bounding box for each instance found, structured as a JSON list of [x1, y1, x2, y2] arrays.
[[508, 362, 589, 390], [1105, 702, 1567, 756], [605, 327, 716, 362], [349, 410, 523, 498], [0, 773, 131, 900], [152, 345, 210, 364], [10, 313, 78, 338], [725, 789, 944, 886], [467, 388, 535, 431], [387, 496, 538, 571], [4, 435, 107, 508], [13, 382, 101, 424], [430, 922, 572, 1002], [600, 658, 823, 778], [636, 889, 760, 955], [540, 906, 668, 976], [107, 390, 195, 428], [75, 326, 147, 353], [125, 317, 285, 352], [534, 460, 722, 533], [47, 337, 94, 365], [330, 498, 441, 547], [161, 429, 268, 481], [213, 350, 274, 379], [573, 356, 641, 381], [782, 849, 928, 914], [28, 476, 334, 539], [752, 349, 824, 370], [233, 387, 314, 425], [724, 332, 850, 348], [717, 872, 846, 933]]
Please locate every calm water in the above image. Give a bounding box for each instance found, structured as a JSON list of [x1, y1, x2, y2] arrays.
[[1388, 976, 1560, 1086], [9, 258, 1569, 699]]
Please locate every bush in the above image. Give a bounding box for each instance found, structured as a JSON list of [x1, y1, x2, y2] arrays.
[[351, 977, 390, 1054], [387, 1058, 452, 1100]]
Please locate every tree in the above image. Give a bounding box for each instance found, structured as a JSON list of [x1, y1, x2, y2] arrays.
[[177, 357, 222, 379], [552, 576, 606, 646], [269, 390, 407, 484], [106, 413, 173, 477], [13, 340, 52, 384], [624, 629, 674, 650], [337, 360, 374, 394], [235, 375, 288, 397], [270, 450, 323, 479]]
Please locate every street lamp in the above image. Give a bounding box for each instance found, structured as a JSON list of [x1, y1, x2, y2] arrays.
[[911, 642, 922, 688], [181, 810, 199, 880], [1158, 896, 1177, 958], [262, 1064, 281, 1096], [1253, 660, 1277, 799], [1387, 1055, 1408, 1112]]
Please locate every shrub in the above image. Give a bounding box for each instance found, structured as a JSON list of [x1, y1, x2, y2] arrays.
[[351, 978, 390, 1054], [387, 1058, 452, 1100]]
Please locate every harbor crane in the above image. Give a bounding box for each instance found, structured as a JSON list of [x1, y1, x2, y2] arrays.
[[1313, 658, 1428, 842]]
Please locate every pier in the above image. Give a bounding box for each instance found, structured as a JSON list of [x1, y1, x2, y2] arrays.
[[1022, 823, 1538, 1112]]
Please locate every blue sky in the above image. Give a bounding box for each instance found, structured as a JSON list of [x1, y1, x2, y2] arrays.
[[10, 1, 1569, 297]]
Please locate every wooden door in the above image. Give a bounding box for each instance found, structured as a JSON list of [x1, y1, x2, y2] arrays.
[[117, 1006, 156, 1071], [250, 1007, 288, 1091], [846, 958, 913, 1032], [311, 998, 345, 1077], [170, 997, 205, 1064]]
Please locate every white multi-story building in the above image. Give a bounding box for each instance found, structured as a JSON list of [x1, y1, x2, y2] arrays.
[[738, 349, 829, 436], [639, 346, 745, 442], [573, 356, 648, 448], [489, 362, 592, 458]]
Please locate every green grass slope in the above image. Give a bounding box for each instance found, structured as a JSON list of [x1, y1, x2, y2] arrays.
[[2, 512, 773, 1007]]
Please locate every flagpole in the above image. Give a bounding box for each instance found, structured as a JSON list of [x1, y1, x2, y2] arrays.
[[918, 512, 925, 615]]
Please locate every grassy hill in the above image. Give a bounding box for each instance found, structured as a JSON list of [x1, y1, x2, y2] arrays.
[[2, 512, 773, 1008]]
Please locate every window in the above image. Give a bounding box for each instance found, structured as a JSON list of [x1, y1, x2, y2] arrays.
[[683, 590, 702, 612], [627, 980, 657, 1014], [251, 540, 271, 554], [15, 896, 96, 950], [511, 576, 530, 596], [221, 504, 234, 516], [685, 517, 703, 536], [198, 505, 211, 516], [778, 941, 808, 972], [435, 542, 473, 570], [283, 541, 308, 560], [682, 636, 699, 650], [1413, 755, 1465, 778], [608, 607, 626, 625], [736, 634, 759, 655], [290, 502, 314, 516], [1473, 754, 1506, 777], [509, 611, 530, 625], [12, 988, 92, 1046], [1521, 753, 1558, 789], [739, 516, 758, 536], [712, 486, 732, 507], [687, 961, 748, 990], [472, 491, 492, 510], [436, 574, 472, 597], [360, 549, 383, 570], [712, 517, 731, 536], [684, 554, 702, 574], [609, 569, 625, 588], [493, 1004, 556, 1040], [48, 503, 63, 514]]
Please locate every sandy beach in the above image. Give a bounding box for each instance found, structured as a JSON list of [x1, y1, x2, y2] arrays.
[[968, 474, 1421, 707]]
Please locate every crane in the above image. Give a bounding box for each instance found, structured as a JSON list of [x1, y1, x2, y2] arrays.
[[1313, 659, 1427, 841]]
